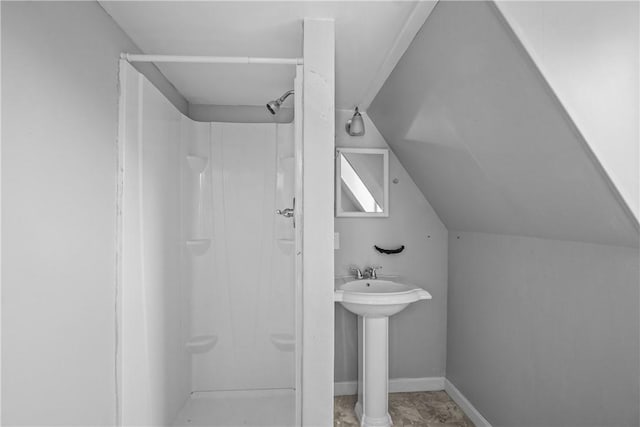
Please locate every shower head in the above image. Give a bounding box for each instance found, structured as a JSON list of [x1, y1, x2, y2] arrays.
[[266, 90, 294, 115], [266, 100, 280, 115]]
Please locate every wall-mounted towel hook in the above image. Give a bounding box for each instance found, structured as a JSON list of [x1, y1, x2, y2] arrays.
[[374, 245, 405, 255]]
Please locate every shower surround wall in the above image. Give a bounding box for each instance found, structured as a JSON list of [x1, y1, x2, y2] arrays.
[[118, 61, 296, 426], [190, 122, 295, 392]]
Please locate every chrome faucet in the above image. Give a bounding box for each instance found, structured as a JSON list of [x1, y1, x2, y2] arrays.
[[364, 266, 382, 279], [350, 267, 364, 280]]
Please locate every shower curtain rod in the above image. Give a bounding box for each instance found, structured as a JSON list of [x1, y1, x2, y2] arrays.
[[121, 53, 303, 65]]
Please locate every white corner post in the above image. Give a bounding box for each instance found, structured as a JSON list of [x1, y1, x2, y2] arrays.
[[302, 18, 335, 426]]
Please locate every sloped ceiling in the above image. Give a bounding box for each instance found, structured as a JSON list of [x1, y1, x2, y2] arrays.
[[369, 0, 638, 247], [495, 0, 640, 221]]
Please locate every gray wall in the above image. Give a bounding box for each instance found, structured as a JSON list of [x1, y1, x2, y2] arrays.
[[334, 110, 448, 383], [367, 1, 640, 424], [447, 231, 639, 426], [1, 2, 186, 425]]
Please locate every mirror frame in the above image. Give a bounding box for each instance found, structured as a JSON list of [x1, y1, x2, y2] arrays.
[[335, 147, 389, 218]]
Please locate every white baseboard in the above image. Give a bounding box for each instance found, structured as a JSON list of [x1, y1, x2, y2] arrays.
[[390, 376, 445, 392], [334, 376, 445, 396], [334, 381, 358, 396], [444, 379, 492, 427]]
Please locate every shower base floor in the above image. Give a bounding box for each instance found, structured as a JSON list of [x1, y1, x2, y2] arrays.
[[173, 389, 296, 427]]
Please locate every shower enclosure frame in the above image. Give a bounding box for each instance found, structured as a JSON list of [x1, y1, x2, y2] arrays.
[[115, 55, 304, 427]]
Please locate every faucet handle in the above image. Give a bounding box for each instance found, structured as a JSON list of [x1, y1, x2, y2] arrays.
[[350, 267, 364, 279], [369, 266, 382, 279]]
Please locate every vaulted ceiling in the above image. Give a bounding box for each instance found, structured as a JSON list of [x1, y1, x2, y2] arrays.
[[369, 0, 638, 247]]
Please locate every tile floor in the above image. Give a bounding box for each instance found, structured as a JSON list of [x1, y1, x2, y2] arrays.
[[334, 391, 474, 427]]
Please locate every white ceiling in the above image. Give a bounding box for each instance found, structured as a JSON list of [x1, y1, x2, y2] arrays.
[[369, 0, 639, 247], [100, 1, 434, 109]]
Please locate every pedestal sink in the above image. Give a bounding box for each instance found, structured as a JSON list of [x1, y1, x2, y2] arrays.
[[335, 277, 431, 427]]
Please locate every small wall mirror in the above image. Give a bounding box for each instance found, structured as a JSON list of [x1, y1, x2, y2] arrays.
[[335, 148, 389, 217]]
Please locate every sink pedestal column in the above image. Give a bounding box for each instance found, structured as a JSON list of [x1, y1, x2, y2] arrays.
[[355, 316, 392, 427]]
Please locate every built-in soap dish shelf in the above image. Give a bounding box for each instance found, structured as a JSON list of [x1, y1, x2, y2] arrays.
[[186, 155, 208, 173], [270, 333, 295, 352], [186, 239, 211, 255], [186, 335, 218, 354]]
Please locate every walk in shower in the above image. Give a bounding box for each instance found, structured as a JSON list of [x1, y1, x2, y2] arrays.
[[116, 59, 302, 426]]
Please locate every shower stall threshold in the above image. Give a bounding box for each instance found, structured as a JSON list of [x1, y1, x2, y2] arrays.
[[172, 389, 296, 427]]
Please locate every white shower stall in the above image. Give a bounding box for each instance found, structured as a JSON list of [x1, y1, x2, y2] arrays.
[[117, 60, 302, 426]]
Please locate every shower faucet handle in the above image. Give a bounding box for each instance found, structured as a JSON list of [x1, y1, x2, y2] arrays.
[[276, 208, 294, 218]]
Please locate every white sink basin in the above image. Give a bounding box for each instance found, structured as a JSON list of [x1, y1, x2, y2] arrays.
[[335, 278, 431, 318]]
